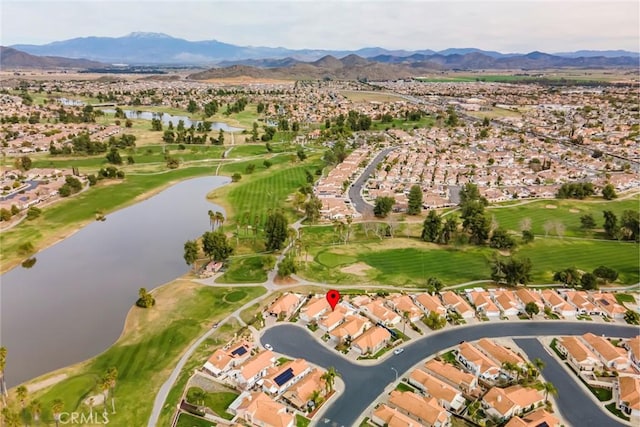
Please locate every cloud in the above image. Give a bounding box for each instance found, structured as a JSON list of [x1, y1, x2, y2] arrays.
[[2, 0, 638, 52]]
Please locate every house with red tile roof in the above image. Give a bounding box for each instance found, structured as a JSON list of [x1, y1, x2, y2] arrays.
[[504, 408, 561, 427], [414, 293, 447, 317], [440, 291, 475, 319], [541, 290, 576, 317], [261, 358, 312, 396], [388, 295, 423, 322], [228, 350, 276, 389], [352, 326, 391, 355], [388, 390, 451, 427], [371, 403, 424, 427], [556, 336, 603, 372], [423, 359, 478, 395], [456, 342, 502, 381], [591, 292, 627, 319], [203, 341, 252, 377], [582, 333, 630, 370], [362, 300, 402, 326], [300, 296, 331, 322], [267, 293, 303, 319], [482, 385, 544, 421], [229, 391, 295, 427], [408, 369, 466, 411], [615, 376, 640, 419], [623, 336, 640, 371]]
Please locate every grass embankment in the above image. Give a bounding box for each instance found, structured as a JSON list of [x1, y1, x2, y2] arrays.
[[0, 166, 221, 273], [13, 281, 265, 426]]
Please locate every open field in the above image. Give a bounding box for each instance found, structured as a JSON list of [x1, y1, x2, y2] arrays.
[[488, 195, 640, 238], [0, 166, 220, 273], [298, 234, 639, 286], [9, 281, 265, 426], [416, 69, 638, 83], [467, 106, 523, 119], [370, 116, 435, 131], [340, 90, 406, 103], [217, 255, 269, 283]]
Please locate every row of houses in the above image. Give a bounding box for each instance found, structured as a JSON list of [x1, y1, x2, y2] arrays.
[[201, 340, 329, 427]]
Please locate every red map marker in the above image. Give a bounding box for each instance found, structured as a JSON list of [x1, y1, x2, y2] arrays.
[[326, 289, 340, 311]]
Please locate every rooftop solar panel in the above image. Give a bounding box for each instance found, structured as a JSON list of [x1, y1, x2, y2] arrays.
[[274, 368, 294, 386], [231, 346, 248, 356]]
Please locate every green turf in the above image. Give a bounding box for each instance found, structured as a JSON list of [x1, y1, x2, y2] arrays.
[[296, 414, 311, 427], [488, 196, 640, 238], [224, 290, 248, 302], [316, 251, 358, 267], [175, 413, 217, 427], [615, 293, 637, 305], [395, 382, 416, 393], [29, 286, 264, 427], [186, 388, 238, 420], [218, 256, 268, 283]]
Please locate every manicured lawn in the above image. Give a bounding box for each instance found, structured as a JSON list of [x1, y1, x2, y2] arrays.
[[296, 414, 311, 427], [615, 293, 636, 305], [218, 256, 268, 283], [488, 196, 639, 238], [605, 402, 631, 421], [23, 283, 265, 427], [224, 290, 248, 302], [0, 166, 219, 273], [395, 382, 416, 393], [175, 412, 217, 427], [186, 388, 238, 420]]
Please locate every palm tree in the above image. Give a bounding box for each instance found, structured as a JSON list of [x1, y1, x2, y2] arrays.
[[541, 381, 558, 402], [345, 215, 353, 243], [15, 385, 27, 426], [501, 361, 518, 382], [321, 366, 340, 394], [2, 407, 20, 427], [106, 367, 118, 413], [30, 399, 41, 426], [214, 211, 225, 231], [99, 377, 110, 412], [533, 358, 545, 375], [402, 311, 410, 335], [0, 346, 7, 405], [207, 210, 215, 230], [51, 399, 64, 427]]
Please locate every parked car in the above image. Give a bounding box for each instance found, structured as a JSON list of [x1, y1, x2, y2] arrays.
[[264, 343, 273, 351], [393, 348, 404, 355]]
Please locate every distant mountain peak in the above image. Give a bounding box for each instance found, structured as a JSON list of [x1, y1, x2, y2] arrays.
[[126, 32, 174, 39]]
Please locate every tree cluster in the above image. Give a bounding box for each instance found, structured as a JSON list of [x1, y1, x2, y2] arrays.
[[556, 182, 595, 199], [490, 256, 532, 286]]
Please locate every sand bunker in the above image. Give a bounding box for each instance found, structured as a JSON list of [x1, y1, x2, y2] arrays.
[[341, 262, 373, 276]]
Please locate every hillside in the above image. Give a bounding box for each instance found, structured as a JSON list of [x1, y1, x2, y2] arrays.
[[0, 46, 105, 69]]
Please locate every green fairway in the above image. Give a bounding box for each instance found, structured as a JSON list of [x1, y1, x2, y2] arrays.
[[518, 239, 639, 284], [22, 284, 265, 427], [186, 388, 238, 419], [370, 116, 435, 131], [488, 196, 640, 238], [0, 166, 220, 272], [218, 156, 323, 223], [300, 235, 639, 286]]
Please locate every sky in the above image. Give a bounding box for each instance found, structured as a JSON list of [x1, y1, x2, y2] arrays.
[[2, 0, 639, 53]]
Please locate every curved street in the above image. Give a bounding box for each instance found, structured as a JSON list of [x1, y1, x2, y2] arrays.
[[348, 146, 397, 215], [261, 322, 638, 427]]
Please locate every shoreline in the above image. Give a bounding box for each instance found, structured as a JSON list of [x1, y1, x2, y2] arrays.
[[0, 167, 229, 275]]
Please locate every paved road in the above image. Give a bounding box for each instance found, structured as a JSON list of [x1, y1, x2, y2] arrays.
[[260, 322, 638, 427], [348, 147, 397, 215], [515, 338, 626, 427]]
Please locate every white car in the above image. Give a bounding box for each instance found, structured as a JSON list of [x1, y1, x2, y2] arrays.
[[264, 343, 273, 351], [393, 348, 404, 355]]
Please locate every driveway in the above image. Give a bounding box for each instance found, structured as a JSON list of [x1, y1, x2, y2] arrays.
[[260, 322, 638, 427], [348, 147, 397, 215]]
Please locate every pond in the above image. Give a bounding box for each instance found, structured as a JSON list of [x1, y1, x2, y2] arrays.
[[100, 109, 243, 132]]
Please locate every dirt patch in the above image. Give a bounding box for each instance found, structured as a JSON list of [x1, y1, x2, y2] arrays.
[[569, 209, 580, 213], [26, 374, 68, 393], [340, 262, 373, 277], [83, 393, 105, 407], [545, 204, 558, 209], [274, 276, 298, 285]]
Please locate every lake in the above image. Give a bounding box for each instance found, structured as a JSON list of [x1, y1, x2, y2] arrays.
[[100, 109, 243, 132], [0, 176, 229, 387]]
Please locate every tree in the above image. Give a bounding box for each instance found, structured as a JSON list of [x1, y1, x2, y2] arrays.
[[183, 240, 199, 271], [603, 210, 619, 239], [541, 381, 557, 402], [29, 400, 42, 425], [304, 195, 322, 224], [277, 254, 297, 278], [0, 208, 11, 222], [440, 216, 458, 244], [187, 100, 199, 113], [201, 231, 233, 261], [524, 302, 540, 317], [51, 399, 64, 427], [602, 184, 617, 200], [489, 229, 517, 250], [407, 185, 423, 215], [624, 309, 640, 325], [522, 230, 535, 243], [580, 214, 596, 229], [214, 211, 225, 231], [16, 385, 27, 422], [19, 156, 32, 171], [265, 211, 288, 251], [321, 367, 340, 394], [423, 311, 446, 330], [491, 256, 532, 286], [26, 206, 41, 220], [217, 129, 225, 145], [373, 196, 394, 218], [620, 210, 640, 242], [231, 173, 242, 182], [426, 277, 444, 293], [105, 148, 122, 164], [106, 367, 118, 413], [580, 272, 598, 290], [592, 266, 618, 283], [553, 267, 581, 287], [421, 210, 442, 242], [2, 408, 19, 427], [136, 288, 155, 308]]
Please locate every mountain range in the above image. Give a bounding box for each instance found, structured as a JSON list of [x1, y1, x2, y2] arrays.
[[9, 32, 640, 66], [0, 46, 105, 69]]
